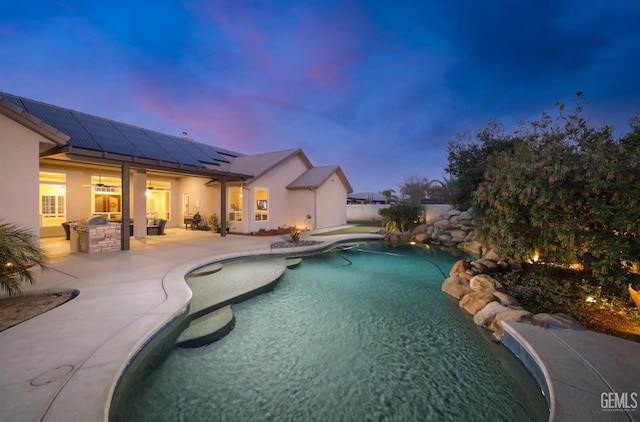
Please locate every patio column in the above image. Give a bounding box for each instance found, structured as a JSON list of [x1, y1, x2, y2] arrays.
[[121, 163, 131, 251], [133, 170, 147, 239], [220, 178, 227, 237]]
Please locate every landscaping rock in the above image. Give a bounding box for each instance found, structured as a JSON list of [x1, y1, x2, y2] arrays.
[[473, 301, 508, 328], [450, 229, 468, 243], [469, 274, 503, 292], [458, 271, 473, 280], [459, 241, 483, 254], [458, 211, 473, 222], [535, 313, 586, 330], [459, 291, 494, 315], [475, 258, 499, 272], [483, 248, 502, 262], [492, 291, 519, 307], [412, 224, 428, 235], [442, 276, 472, 299], [490, 309, 546, 339], [449, 260, 471, 277], [414, 233, 428, 243], [433, 219, 450, 230]]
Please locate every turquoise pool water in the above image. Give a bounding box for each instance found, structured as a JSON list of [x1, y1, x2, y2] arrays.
[[115, 242, 547, 421]]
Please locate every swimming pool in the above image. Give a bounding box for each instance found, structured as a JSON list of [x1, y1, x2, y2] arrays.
[[113, 242, 547, 421]]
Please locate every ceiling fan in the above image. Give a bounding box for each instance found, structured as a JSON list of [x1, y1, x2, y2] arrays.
[[146, 181, 170, 191], [82, 168, 121, 188]]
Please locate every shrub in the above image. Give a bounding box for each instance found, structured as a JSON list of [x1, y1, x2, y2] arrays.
[[0, 220, 48, 296]]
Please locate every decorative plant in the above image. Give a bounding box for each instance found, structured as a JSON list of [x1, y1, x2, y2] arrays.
[[0, 220, 49, 296], [290, 230, 300, 243], [206, 214, 218, 229]]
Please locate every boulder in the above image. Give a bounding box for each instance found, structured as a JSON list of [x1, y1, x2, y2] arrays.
[[438, 233, 452, 243], [414, 233, 428, 243], [490, 309, 546, 338], [433, 219, 451, 230], [450, 229, 468, 242], [459, 241, 483, 254], [449, 260, 471, 277], [492, 291, 519, 307], [459, 291, 494, 315], [469, 274, 503, 292], [483, 248, 502, 262], [430, 228, 440, 240], [473, 301, 508, 328], [441, 276, 472, 299], [445, 209, 461, 218], [535, 313, 586, 330], [458, 271, 473, 280], [474, 258, 499, 272], [458, 211, 473, 221], [412, 224, 428, 235]]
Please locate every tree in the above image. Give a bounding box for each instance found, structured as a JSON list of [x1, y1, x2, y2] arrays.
[[446, 121, 518, 210], [428, 176, 458, 204], [379, 189, 398, 204], [474, 98, 640, 290], [0, 220, 48, 296], [399, 175, 430, 205], [378, 202, 424, 232]]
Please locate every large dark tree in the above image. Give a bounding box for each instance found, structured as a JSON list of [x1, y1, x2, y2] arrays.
[[446, 120, 518, 210], [474, 99, 640, 290]]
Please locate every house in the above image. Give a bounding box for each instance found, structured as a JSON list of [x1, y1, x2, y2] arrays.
[[0, 92, 352, 249]]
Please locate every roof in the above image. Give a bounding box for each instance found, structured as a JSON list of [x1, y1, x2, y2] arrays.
[[288, 165, 353, 193], [0, 97, 70, 147], [228, 148, 311, 181], [348, 192, 387, 202], [0, 92, 243, 172]]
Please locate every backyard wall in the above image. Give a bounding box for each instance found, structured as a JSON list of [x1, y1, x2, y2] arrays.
[[347, 203, 452, 223]]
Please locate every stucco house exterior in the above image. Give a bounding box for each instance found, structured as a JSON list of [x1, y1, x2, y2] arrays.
[[0, 92, 352, 249]]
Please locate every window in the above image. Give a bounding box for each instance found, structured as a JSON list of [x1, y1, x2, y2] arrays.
[[146, 181, 171, 220], [91, 175, 122, 219], [228, 187, 243, 221], [255, 188, 268, 221], [39, 172, 66, 227]]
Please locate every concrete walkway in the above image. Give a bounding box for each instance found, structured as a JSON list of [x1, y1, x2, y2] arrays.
[[0, 228, 638, 421]]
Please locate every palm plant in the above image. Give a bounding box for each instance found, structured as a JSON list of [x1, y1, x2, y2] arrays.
[[0, 220, 48, 296], [379, 189, 398, 204]]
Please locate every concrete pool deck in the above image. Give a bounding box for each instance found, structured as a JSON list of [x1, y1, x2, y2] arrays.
[[0, 227, 638, 421]]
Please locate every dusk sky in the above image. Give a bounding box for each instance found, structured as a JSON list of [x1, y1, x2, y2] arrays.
[[2, 1, 640, 193]]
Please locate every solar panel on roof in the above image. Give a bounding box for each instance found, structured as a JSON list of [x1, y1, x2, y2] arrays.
[[1, 95, 24, 109], [142, 131, 203, 167], [177, 140, 225, 165], [1, 92, 243, 170], [187, 141, 230, 164], [72, 113, 143, 157], [111, 122, 177, 163], [18, 99, 102, 151]]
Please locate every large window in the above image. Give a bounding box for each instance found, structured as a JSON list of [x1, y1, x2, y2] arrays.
[[146, 181, 171, 220], [39, 172, 66, 227], [92, 175, 122, 219], [228, 187, 243, 221], [255, 188, 268, 221]]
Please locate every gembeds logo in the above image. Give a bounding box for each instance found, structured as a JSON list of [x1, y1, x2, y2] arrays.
[[601, 392, 638, 412]]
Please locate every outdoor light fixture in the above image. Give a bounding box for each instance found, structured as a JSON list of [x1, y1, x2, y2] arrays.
[[532, 250, 540, 263]]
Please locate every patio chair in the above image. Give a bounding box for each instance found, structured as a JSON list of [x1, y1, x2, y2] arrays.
[[147, 219, 166, 235]]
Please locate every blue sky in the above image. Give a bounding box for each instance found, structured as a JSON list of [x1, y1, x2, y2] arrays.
[[2, 1, 639, 193]]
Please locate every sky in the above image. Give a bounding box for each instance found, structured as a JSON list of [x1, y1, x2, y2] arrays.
[[2, 1, 640, 194]]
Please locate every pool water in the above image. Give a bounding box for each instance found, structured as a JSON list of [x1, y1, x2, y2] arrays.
[[115, 242, 547, 421]]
